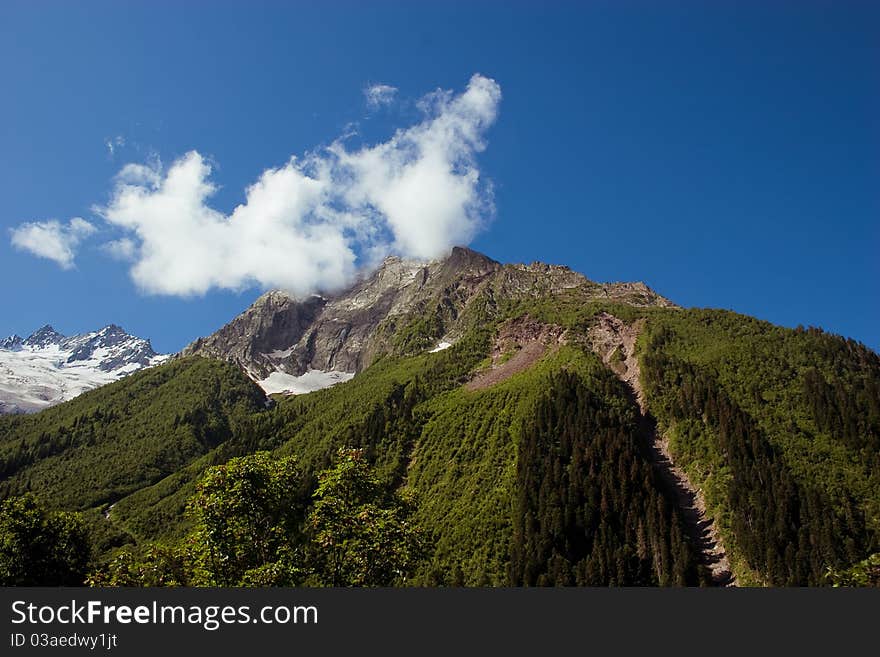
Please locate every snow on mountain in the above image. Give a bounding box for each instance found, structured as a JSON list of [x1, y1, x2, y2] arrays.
[[0, 335, 23, 350], [22, 325, 66, 349], [0, 324, 169, 414], [257, 369, 355, 395], [429, 341, 453, 353]]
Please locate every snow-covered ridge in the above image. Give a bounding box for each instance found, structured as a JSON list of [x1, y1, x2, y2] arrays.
[[0, 324, 169, 414]]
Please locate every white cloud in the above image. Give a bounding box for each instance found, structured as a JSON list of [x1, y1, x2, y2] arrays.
[[96, 151, 355, 296], [105, 135, 125, 156], [101, 238, 137, 261], [117, 160, 162, 187], [16, 74, 502, 297], [364, 83, 398, 110], [337, 74, 501, 259], [9, 217, 96, 269]]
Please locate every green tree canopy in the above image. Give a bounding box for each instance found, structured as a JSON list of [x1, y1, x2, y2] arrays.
[[305, 448, 426, 586], [0, 494, 91, 586], [186, 451, 307, 586], [89, 448, 425, 587], [827, 553, 880, 587], [87, 543, 190, 587]]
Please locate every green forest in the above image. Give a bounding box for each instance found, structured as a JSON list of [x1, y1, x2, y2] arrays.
[[1, 298, 878, 586]]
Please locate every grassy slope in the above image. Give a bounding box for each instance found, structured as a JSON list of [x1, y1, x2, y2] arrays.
[[407, 347, 590, 585], [104, 319, 495, 547], [646, 310, 879, 510]]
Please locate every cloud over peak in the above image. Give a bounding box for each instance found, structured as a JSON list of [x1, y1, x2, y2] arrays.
[[98, 150, 354, 297], [12, 74, 502, 298]]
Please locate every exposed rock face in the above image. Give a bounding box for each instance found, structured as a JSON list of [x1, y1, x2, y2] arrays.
[[183, 246, 675, 389], [182, 292, 326, 379], [466, 315, 568, 391], [67, 324, 159, 372], [22, 325, 65, 349], [182, 247, 504, 381], [589, 312, 647, 408], [489, 315, 568, 363], [0, 335, 22, 351]]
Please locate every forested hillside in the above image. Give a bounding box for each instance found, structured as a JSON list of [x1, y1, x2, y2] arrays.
[[0, 357, 265, 510], [1, 286, 877, 586], [639, 310, 880, 585]]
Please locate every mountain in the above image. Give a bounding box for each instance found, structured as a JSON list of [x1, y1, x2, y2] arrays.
[[0, 336, 23, 351], [182, 246, 674, 392], [1, 246, 878, 587], [0, 324, 169, 414]]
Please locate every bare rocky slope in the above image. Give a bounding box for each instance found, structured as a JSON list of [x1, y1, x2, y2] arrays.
[[183, 246, 674, 391]]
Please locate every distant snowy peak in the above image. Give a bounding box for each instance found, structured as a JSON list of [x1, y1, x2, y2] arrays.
[[22, 325, 65, 349], [0, 323, 169, 414], [63, 324, 160, 372], [5, 324, 162, 367], [0, 335, 23, 351]]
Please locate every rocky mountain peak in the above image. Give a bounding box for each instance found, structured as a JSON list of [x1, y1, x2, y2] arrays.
[[445, 245, 500, 272], [183, 246, 675, 394], [181, 291, 326, 379], [65, 325, 159, 370], [0, 335, 23, 351], [253, 289, 297, 308], [23, 324, 65, 348], [519, 261, 579, 275]]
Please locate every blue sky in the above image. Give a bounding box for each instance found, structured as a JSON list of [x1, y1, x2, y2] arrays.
[[1, 1, 877, 352]]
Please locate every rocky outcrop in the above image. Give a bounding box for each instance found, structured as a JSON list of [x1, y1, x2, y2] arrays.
[[183, 247, 503, 380], [466, 315, 567, 391], [22, 325, 65, 349], [0, 335, 22, 351], [589, 313, 647, 406], [66, 324, 159, 371], [183, 247, 675, 388], [181, 292, 326, 379]]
